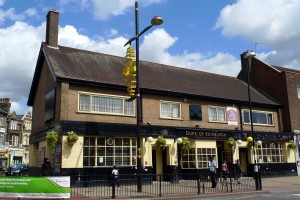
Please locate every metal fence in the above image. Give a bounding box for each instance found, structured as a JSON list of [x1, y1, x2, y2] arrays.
[[71, 172, 257, 199]]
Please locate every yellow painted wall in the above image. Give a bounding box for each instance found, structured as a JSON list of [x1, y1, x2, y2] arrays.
[[61, 136, 83, 168], [285, 143, 296, 163]]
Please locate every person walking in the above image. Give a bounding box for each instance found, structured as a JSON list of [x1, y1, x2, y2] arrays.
[[111, 166, 120, 186], [41, 158, 53, 176], [209, 156, 217, 188], [221, 160, 228, 185], [235, 159, 243, 184]]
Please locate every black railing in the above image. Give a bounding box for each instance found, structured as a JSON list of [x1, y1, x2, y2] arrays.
[[71, 173, 257, 199]]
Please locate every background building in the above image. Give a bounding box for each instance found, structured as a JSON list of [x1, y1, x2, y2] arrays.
[[0, 98, 31, 172]]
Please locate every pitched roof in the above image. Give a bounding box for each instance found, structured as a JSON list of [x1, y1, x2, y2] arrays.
[[0, 107, 7, 115], [272, 65, 300, 74], [28, 43, 280, 107]]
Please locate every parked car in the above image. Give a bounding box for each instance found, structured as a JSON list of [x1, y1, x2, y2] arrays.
[[5, 164, 28, 176]]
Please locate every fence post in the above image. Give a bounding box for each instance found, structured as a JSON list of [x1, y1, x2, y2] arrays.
[[229, 172, 233, 192], [159, 174, 162, 197], [197, 175, 200, 195], [202, 177, 205, 194]]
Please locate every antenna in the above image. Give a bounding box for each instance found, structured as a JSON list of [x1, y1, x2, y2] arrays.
[[254, 42, 263, 53]]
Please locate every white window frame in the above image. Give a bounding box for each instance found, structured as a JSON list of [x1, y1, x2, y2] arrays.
[[83, 137, 137, 167], [297, 86, 300, 99], [23, 135, 29, 145], [256, 142, 284, 163], [181, 147, 217, 169], [78, 92, 135, 116], [12, 135, 18, 147], [10, 120, 17, 130], [0, 116, 3, 125], [243, 109, 274, 126], [208, 106, 226, 122], [160, 101, 181, 119]]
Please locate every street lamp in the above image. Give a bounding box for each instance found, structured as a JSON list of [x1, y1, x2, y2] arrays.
[[243, 50, 262, 190], [124, 0, 163, 192]]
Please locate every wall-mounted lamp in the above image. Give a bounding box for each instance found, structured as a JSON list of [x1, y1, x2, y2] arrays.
[[176, 137, 183, 144], [146, 122, 152, 125], [237, 139, 243, 145], [146, 137, 154, 143], [195, 125, 199, 128], [256, 140, 262, 146]]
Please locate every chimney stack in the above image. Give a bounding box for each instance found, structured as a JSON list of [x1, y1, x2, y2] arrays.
[[46, 9, 59, 47]]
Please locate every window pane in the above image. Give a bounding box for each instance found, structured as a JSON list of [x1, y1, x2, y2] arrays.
[[189, 104, 202, 121], [97, 138, 105, 146], [171, 104, 180, 118], [124, 101, 134, 115], [244, 110, 250, 123], [161, 103, 170, 117], [218, 108, 225, 122], [209, 108, 217, 121], [79, 94, 90, 111]]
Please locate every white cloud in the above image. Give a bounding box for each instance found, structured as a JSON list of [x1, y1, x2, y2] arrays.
[[58, 0, 166, 20], [0, 21, 45, 114], [140, 28, 240, 76], [215, 0, 300, 69]]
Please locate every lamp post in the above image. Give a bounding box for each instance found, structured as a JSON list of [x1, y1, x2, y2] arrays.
[[124, 0, 163, 192], [243, 50, 261, 190]]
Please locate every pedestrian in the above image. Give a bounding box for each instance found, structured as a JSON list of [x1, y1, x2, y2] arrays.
[[41, 158, 53, 176], [111, 166, 120, 186], [235, 159, 243, 184], [221, 160, 228, 183], [209, 156, 217, 188]]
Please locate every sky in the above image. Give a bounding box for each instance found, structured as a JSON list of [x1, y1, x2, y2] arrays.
[[1, 0, 300, 115]]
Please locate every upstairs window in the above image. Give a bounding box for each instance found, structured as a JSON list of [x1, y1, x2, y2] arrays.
[[209, 107, 226, 122], [23, 135, 29, 145], [79, 93, 134, 116], [298, 86, 300, 99], [243, 110, 273, 125], [160, 101, 181, 119], [0, 116, 2, 125], [189, 104, 202, 121], [10, 120, 17, 130]]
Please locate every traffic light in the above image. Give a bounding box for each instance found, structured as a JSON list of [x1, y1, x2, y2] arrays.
[[123, 46, 137, 97]]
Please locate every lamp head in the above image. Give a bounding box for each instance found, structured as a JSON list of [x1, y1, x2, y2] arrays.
[[247, 136, 253, 143], [243, 50, 256, 59], [151, 16, 163, 26], [147, 137, 154, 143], [176, 137, 183, 144]]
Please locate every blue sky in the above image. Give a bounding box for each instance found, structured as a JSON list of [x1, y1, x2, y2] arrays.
[[1, 0, 300, 115]]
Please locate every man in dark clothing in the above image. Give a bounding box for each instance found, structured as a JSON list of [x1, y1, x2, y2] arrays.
[[41, 158, 53, 176]]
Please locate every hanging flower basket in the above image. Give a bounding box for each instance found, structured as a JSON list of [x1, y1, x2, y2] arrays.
[[155, 136, 166, 150], [178, 137, 190, 153], [288, 140, 296, 150], [226, 137, 236, 152], [46, 131, 58, 152], [65, 131, 78, 146]]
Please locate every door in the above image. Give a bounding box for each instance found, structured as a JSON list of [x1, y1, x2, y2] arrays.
[[239, 148, 248, 173]]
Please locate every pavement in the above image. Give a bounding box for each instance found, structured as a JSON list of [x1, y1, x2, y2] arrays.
[[1, 176, 300, 200]]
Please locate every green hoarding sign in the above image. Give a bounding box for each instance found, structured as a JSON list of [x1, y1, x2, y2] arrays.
[[0, 176, 70, 198]]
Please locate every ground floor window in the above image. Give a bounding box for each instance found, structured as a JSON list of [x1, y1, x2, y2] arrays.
[[181, 148, 216, 169], [256, 142, 284, 163], [83, 137, 137, 167]]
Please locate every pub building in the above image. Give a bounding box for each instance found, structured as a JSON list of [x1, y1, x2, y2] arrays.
[[27, 10, 296, 178]]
